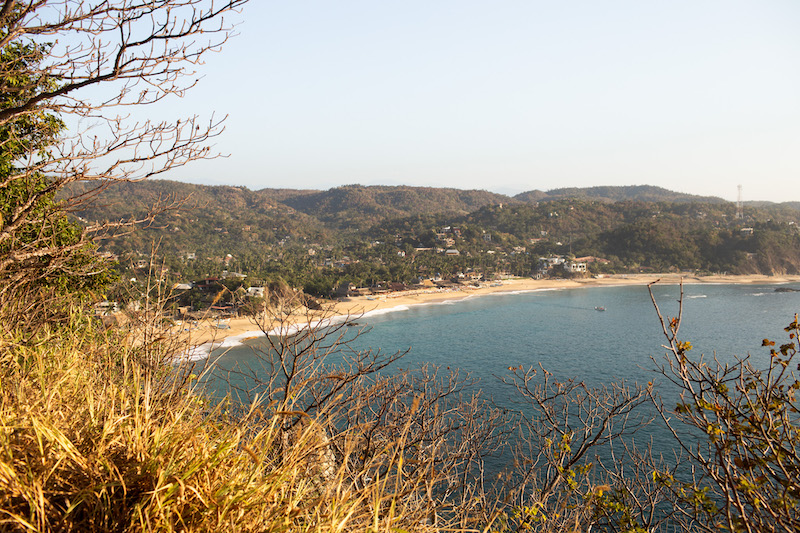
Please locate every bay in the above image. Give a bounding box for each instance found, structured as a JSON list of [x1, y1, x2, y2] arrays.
[[204, 282, 800, 404], [340, 282, 799, 390], [201, 282, 800, 458]]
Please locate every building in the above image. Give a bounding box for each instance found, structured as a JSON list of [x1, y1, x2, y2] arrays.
[[568, 262, 587, 273], [247, 286, 265, 298]]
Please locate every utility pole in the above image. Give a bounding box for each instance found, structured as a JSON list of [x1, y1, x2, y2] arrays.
[[737, 185, 743, 220]]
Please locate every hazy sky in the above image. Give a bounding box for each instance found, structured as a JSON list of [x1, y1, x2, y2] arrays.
[[154, 1, 799, 202]]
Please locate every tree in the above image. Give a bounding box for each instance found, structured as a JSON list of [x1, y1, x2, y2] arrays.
[[197, 291, 511, 529], [495, 365, 671, 532], [0, 0, 247, 327], [0, 37, 110, 309], [649, 281, 800, 532]]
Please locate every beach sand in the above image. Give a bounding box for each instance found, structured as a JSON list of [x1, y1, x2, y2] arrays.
[[171, 273, 800, 358]]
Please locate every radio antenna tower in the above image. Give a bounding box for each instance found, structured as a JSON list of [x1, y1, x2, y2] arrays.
[[737, 185, 743, 220]]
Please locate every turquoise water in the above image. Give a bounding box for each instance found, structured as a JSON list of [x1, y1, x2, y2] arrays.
[[204, 282, 799, 401], [195, 282, 798, 527], [200, 282, 799, 458], [339, 283, 797, 387]]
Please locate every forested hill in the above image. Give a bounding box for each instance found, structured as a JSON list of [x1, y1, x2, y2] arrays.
[[69, 180, 800, 288], [273, 184, 514, 229], [65, 180, 332, 258], [514, 185, 725, 204], [71, 181, 514, 228]]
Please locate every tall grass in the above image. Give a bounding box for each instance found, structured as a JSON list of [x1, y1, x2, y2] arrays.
[[0, 309, 499, 532], [1, 293, 658, 532]]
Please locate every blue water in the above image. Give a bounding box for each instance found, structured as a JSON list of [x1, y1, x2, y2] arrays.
[[205, 282, 799, 402], [195, 282, 798, 529], [201, 282, 799, 457], [339, 283, 797, 389]]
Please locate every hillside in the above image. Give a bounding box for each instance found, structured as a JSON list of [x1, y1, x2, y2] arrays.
[[66, 180, 332, 258], [68, 180, 800, 292], [515, 185, 725, 204], [275, 184, 515, 229]]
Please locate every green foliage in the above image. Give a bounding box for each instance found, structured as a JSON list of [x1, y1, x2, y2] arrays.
[[0, 40, 113, 307], [71, 179, 800, 297], [280, 183, 511, 230]]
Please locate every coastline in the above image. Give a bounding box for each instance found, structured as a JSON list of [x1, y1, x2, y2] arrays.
[[174, 273, 800, 360]]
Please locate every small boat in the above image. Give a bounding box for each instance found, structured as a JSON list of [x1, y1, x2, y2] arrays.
[[594, 306, 606, 312]]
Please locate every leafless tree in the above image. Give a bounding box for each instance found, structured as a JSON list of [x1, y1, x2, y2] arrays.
[[648, 280, 800, 532], [201, 292, 513, 528], [498, 364, 669, 532], [0, 0, 247, 326]]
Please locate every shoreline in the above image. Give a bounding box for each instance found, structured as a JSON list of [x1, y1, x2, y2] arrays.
[[174, 273, 800, 360]]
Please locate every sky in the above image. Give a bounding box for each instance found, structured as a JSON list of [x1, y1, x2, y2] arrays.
[[150, 1, 800, 202]]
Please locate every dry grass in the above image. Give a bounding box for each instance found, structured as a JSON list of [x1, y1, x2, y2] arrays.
[[0, 310, 501, 532], [0, 296, 661, 532]]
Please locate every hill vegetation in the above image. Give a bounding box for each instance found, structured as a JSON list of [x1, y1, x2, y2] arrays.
[[278, 184, 512, 229], [513, 184, 726, 204], [69, 180, 800, 300]]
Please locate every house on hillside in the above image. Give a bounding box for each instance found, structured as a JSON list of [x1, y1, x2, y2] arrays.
[[195, 277, 222, 291], [334, 257, 352, 269], [568, 262, 587, 273], [544, 256, 565, 267], [247, 286, 265, 298]]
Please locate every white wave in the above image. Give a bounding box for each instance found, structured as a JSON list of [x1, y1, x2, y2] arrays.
[[266, 321, 316, 337], [499, 288, 561, 295], [176, 342, 213, 362], [436, 299, 461, 305], [751, 292, 766, 297], [355, 296, 477, 319], [425, 294, 479, 306], [687, 295, 707, 299], [361, 305, 411, 318], [218, 329, 266, 347], [174, 328, 267, 362]]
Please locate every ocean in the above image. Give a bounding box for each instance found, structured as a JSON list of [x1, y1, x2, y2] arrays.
[[196, 281, 799, 464]]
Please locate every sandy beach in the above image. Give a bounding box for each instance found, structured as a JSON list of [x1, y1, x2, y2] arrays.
[[171, 273, 800, 358]]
